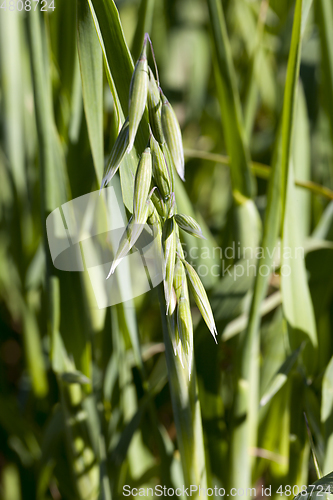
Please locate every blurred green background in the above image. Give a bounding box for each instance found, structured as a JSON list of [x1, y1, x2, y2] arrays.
[[1, 0, 333, 498]]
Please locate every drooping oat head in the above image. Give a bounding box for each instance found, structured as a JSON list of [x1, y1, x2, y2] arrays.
[[101, 33, 218, 379]]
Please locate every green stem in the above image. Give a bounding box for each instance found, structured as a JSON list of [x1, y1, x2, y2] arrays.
[[243, 0, 270, 140], [157, 284, 208, 498], [207, 0, 255, 199], [184, 149, 333, 202]]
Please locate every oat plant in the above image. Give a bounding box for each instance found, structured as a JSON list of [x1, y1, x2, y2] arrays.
[[100, 34, 217, 492], [3, 0, 333, 498]]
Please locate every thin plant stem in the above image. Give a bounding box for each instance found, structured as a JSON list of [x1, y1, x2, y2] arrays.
[[157, 284, 208, 499], [184, 149, 333, 202]]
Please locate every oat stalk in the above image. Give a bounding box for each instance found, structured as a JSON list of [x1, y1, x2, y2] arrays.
[[102, 34, 218, 379], [100, 34, 218, 497]]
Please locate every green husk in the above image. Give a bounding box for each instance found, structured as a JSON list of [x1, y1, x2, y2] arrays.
[[133, 147, 153, 222], [148, 66, 165, 144], [161, 93, 185, 181], [174, 213, 205, 239], [181, 258, 217, 342], [100, 118, 129, 191], [150, 134, 172, 199], [162, 217, 177, 314], [128, 40, 148, 150]]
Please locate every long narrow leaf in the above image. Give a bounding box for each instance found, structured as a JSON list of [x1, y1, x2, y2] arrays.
[[77, 0, 104, 182], [317, 0, 333, 143], [230, 0, 306, 490], [207, 0, 255, 199]]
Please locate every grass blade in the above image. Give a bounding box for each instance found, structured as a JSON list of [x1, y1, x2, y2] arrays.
[[260, 345, 302, 408], [22, 305, 48, 398], [207, 0, 255, 199], [321, 356, 333, 474], [230, 0, 306, 490], [77, 0, 104, 182], [317, 0, 333, 143], [2, 464, 22, 500], [243, 0, 271, 140], [280, 2, 317, 374], [0, 11, 26, 199], [280, 0, 307, 228], [292, 85, 311, 240], [281, 165, 318, 371]]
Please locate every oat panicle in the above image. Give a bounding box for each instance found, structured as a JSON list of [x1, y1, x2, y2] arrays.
[[103, 34, 218, 376]]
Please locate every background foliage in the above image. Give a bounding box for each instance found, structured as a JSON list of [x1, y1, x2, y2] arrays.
[[1, 0, 333, 498]]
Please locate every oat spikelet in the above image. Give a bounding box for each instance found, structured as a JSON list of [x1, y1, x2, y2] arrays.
[[150, 135, 172, 200], [177, 293, 193, 380], [162, 217, 176, 314], [150, 188, 167, 219], [173, 258, 186, 300], [161, 93, 185, 181], [147, 67, 165, 144], [174, 213, 206, 239], [100, 118, 129, 192], [181, 258, 218, 343], [133, 148, 152, 223], [107, 205, 149, 278], [128, 40, 148, 151]]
